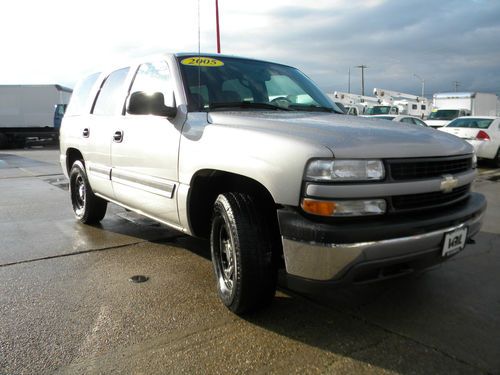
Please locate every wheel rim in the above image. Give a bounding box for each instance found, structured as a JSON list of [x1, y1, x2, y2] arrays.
[[71, 173, 86, 217], [216, 221, 237, 296]]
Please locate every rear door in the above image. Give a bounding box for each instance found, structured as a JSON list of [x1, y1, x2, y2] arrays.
[[110, 60, 184, 226], [86, 67, 131, 199]]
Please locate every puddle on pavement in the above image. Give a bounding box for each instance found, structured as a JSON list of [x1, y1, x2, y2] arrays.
[[487, 175, 500, 182]]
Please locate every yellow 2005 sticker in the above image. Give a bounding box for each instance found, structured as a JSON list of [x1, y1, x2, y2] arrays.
[[181, 57, 224, 67]]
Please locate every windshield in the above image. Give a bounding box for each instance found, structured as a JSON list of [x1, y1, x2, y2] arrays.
[[365, 106, 392, 115], [177, 55, 341, 113], [429, 109, 459, 120], [447, 118, 493, 129]]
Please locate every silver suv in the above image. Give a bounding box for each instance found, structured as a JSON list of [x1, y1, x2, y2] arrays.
[[60, 53, 486, 314]]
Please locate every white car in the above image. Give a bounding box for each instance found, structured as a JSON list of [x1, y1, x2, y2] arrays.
[[439, 116, 500, 167], [367, 115, 428, 127]]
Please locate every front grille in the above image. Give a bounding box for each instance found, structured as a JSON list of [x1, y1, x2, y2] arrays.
[[391, 184, 470, 211], [387, 156, 472, 181]]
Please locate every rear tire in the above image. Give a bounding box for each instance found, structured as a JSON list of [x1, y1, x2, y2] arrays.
[[494, 148, 500, 168], [69, 160, 107, 224], [210, 192, 277, 314]]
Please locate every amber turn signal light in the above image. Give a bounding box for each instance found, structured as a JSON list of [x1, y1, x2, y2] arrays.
[[301, 198, 336, 216]]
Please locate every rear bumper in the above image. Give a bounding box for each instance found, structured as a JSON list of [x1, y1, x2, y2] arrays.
[[278, 193, 486, 288], [466, 139, 497, 160]]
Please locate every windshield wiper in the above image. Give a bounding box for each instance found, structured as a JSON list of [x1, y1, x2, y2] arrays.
[[209, 102, 292, 111], [288, 104, 341, 114]]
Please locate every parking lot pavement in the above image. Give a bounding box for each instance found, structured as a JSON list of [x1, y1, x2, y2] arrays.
[[0, 148, 499, 374]]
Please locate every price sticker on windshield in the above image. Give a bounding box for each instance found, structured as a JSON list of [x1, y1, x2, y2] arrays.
[[181, 57, 224, 67]]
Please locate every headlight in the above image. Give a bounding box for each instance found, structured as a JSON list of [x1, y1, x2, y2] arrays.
[[305, 159, 385, 181]]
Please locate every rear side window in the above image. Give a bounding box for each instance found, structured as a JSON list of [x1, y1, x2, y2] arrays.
[[65, 72, 100, 116], [448, 118, 493, 129], [92, 68, 130, 116]]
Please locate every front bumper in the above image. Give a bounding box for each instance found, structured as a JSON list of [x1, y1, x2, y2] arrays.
[[278, 193, 486, 287]]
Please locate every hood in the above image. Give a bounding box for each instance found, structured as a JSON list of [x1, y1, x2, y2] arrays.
[[207, 111, 472, 158]]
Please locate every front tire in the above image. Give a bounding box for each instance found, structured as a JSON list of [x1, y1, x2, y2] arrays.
[[210, 193, 277, 314], [69, 160, 107, 224]]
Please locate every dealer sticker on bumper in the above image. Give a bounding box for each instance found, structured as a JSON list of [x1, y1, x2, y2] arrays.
[[442, 227, 468, 257]]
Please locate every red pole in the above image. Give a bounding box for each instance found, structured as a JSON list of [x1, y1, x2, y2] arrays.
[[215, 0, 221, 53]]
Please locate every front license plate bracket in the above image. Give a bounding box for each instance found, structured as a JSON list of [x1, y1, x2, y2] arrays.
[[442, 227, 468, 257]]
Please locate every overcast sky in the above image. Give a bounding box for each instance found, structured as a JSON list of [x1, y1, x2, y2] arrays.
[[1, 0, 499, 97]]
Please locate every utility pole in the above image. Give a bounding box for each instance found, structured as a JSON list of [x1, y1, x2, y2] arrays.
[[348, 67, 351, 93], [453, 81, 460, 92], [413, 73, 425, 97], [215, 0, 221, 53], [356, 65, 368, 96]]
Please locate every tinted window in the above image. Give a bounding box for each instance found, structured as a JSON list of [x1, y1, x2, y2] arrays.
[[178, 55, 335, 112], [93, 68, 130, 116], [447, 118, 494, 129], [66, 72, 100, 115], [401, 117, 414, 124], [413, 118, 427, 126], [429, 109, 459, 120], [129, 61, 174, 108]]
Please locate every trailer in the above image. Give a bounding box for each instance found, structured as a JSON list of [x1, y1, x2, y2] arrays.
[[427, 92, 498, 128], [327, 91, 390, 116], [0, 85, 72, 148], [373, 88, 431, 118]]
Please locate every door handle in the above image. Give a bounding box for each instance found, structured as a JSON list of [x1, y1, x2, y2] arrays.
[[113, 130, 124, 142], [82, 128, 90, 138]]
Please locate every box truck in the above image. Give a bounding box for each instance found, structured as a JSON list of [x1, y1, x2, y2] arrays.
[[427, 92, 498, 128], [0, 85, 72, 148]]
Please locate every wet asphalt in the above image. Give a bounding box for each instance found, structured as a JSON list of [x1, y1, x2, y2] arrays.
[[0, 147, 499, 375]]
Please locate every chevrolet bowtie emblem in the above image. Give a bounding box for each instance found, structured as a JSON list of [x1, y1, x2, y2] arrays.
[[440, 174, 458, 193]]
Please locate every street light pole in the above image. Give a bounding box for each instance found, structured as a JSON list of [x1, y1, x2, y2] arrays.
[[348, 67, 351, 93], [356, 65, 368, 96], [413, 74, 425, 97], [453, 81, 460, 92]]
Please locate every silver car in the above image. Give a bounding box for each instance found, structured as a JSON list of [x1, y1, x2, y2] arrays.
[[60, 53, 486, 314]]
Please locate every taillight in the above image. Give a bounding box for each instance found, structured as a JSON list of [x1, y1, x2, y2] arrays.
[[476, 130, 490, 140]]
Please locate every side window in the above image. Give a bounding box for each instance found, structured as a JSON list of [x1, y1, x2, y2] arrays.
[[92, 68, 130, 116], [414, 119, 426, 126], [66, 72, 100, 116], [129, 61, 174, 108], [401, 117, 414, 124]]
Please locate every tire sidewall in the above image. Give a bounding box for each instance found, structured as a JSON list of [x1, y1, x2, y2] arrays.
[[210, 196, 241, 307], [69, 160, 89, 221]]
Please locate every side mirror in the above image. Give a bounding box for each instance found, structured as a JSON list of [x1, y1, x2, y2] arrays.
[[127, 91, 177, 118]]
